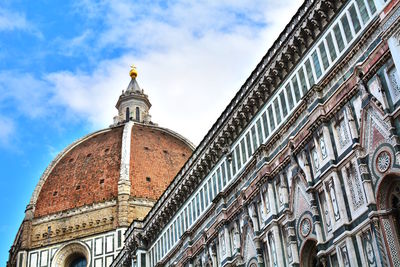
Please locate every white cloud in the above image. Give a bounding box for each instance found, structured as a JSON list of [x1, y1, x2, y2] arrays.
[[0, 115, 15, 147], [2, 0, 302, 145], [0, 72, 53, 118], [0, 8, 41, 36]]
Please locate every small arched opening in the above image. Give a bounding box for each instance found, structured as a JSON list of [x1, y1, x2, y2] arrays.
[[125, 107, 130, 122], [136, 107, 140, 121], [376, 174, 400, 265], [300, 239, 322, 267], [66, 253, 87, 267]]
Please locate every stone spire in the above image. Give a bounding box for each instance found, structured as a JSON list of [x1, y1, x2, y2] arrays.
[[114, 66, 152, 124]]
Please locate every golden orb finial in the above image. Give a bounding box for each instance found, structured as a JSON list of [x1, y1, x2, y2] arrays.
[[129, 65, 138, 79]]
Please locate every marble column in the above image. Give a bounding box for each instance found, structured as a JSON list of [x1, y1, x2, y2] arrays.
[[310, 192, 324, 244], [286, 222, 299, 265]]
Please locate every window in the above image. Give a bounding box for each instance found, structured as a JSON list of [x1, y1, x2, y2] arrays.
[[174, 220, 178, 242], [161, 235, 164, 256], [298, 67, 308, 95], [333, 24, 345, 52], [256, 118, 264, 143], [268, 106, 275, 132], [319, 42, 330, 70], [176, 217, 181, 239], [305, 59, 315, 87], [251, 126, 258, 153], [188, 201, 193, 225], [221, 163, 227, 187], [341, 14, 353, 43], [312, 51, 322, 79], [207, 179, 213, 204], [196, 193, 201, 218], [200, 189, 205, 212], [367, 0, 376, 14], [261, 112, 269, 139], [141, 253, 146, 267], [180, 212, 185, 233], [192, 199, 197, 221], [136, 106, 140, 121], [349, 4, 361, 33], [273, 99, 281, 125], [245, 132, 253, 157], [151, 248, 154, 266], [231, 152, 237, 175], [240, 139, 247, 163], [291, 76, 301, 102], [69, 257, 87, 267], [212, 174, 218, 198], [125, 107, 130, 121], [235, 145, 242, 170], [169, 226, 173, 247], [184, 208, 188, 231], [279, 91, 288, 117], [225, 159, 232, 181], [217, 168, 222, 192], [326, 32, 337, 61], [285, 83, 294, 110], [356, 0, 370, 24]]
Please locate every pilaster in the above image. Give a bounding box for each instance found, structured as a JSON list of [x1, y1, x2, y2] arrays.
[[272, 224, 285, 267], [322, 124, 335, 162], [118, 121, 134, 227], [16, 251, 27, 267], [268, 182, 277, 216]]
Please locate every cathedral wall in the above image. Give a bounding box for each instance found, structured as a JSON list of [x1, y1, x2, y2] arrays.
[[21, 228, 126, 267], [113, 1, 400, 267]]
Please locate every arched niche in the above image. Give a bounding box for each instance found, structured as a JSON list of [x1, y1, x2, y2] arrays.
[[299, 239, 323, 267], [376, 173, 400, 266]]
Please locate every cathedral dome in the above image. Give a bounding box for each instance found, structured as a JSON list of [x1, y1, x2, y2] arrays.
[[32, 122, 194, 218], [7, 69, 194, 266]]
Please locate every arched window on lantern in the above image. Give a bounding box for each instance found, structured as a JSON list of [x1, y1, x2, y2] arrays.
[[125, 107, 130, 122], [136, 107, 140, 121]]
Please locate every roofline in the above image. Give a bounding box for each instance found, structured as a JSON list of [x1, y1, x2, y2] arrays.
[[137, 0, 315, 229]]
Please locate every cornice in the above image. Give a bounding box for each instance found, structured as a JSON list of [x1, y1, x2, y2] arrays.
[[32, 200, 117, 225]]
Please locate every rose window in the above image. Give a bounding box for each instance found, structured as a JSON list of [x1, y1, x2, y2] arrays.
[[376, 151, 391, 173]]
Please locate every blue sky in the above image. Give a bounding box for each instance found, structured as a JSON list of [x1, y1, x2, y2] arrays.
[[0, 0, 301, 264]]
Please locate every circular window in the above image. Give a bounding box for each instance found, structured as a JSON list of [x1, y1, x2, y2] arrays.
[[376, 151, 391, 173], [300, 218, 312, 237]]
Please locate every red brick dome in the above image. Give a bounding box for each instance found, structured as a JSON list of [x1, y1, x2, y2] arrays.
[[33, 123, 194, 218]]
